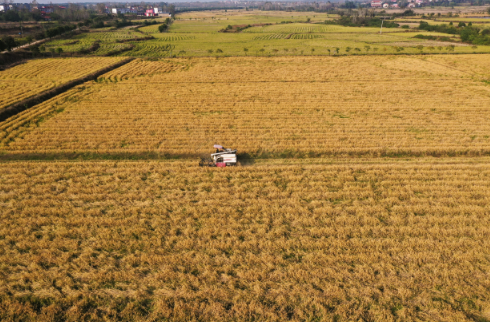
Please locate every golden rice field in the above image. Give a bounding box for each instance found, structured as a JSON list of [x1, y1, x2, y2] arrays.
[[0, 58, 126, 110], [2, 54, 490, 321], [1, 160, 490, 321], [2, 55, 490, 158]]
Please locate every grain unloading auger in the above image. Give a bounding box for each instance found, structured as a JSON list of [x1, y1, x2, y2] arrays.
[[199, 144, 238, 167]]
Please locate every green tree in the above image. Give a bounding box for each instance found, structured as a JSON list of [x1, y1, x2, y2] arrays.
[[56, 47, 63, 56], [49, 47, 55, 57], [243, 47, 248, 55], [0, 39, 6, 52], [2, 36, 16, 51], [26, 36, 33, 45], [327, 48, 331, 55], [216, 48, 223, 53], [364, 45, 371, 52], [31, 46, 40, 56]]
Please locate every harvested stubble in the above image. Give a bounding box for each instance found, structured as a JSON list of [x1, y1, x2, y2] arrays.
[[0, 58, 126, 110], [2, 55, 490, 158], [0, 160, 490, 321]]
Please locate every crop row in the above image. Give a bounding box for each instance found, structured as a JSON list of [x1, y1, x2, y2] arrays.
[[157, 35, 195, 41], [98, 59, 187, 81], [290, 33, 324, 39], [1, 160, 489, 320], [252, 34, 287, 40], [80, 31, 140, 40], [129, 43, 177, 57], [244, 23, 376, 34]]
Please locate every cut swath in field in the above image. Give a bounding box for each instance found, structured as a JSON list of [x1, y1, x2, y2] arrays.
[[1, 160, 490, 321]]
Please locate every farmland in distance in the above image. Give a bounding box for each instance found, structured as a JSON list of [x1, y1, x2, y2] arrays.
[[42, 9, 490, 58]]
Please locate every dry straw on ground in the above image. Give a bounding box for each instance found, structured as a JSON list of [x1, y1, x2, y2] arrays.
[[1, 160, 490, 321]]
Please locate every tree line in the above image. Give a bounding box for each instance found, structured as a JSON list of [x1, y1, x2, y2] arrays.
[[419, 21, 490, 45], [0, 24, 76, 52]]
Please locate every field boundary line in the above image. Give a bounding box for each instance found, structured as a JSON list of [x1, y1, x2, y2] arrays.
[[0, 57, 134, 123]]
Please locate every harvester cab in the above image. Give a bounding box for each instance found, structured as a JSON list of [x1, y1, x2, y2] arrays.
[[199, 144, 237, 167]]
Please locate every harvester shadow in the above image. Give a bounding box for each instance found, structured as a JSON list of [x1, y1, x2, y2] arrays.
[[237, 152, 255, 166]]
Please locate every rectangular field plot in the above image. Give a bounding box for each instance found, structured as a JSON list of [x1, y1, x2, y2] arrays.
[[0, 57, 126, 110], [2, 55, 490, 158], [1, 160, 489, 321]]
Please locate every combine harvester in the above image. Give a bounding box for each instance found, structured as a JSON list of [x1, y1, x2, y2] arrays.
[[199, 144, 238, 167]]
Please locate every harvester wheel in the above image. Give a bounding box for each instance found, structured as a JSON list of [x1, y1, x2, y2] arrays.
[[199, 158, 215, 167]]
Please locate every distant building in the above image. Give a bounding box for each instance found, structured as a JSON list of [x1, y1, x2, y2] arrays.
[[112, 8, 131, 14], [145, 9, 155, 17], [0, 5, 7, 11], [40, 6, 54, 13], [371, 0, 382, 7], [127, 7, 138, 14]]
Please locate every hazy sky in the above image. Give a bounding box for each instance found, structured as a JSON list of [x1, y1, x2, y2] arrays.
[[42, 0, 259, 3]]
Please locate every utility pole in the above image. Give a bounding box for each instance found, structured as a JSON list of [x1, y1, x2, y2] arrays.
[[380, 18, 384, 34]]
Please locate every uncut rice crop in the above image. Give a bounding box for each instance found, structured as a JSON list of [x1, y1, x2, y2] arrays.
[[2, 55, 490, 158]]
